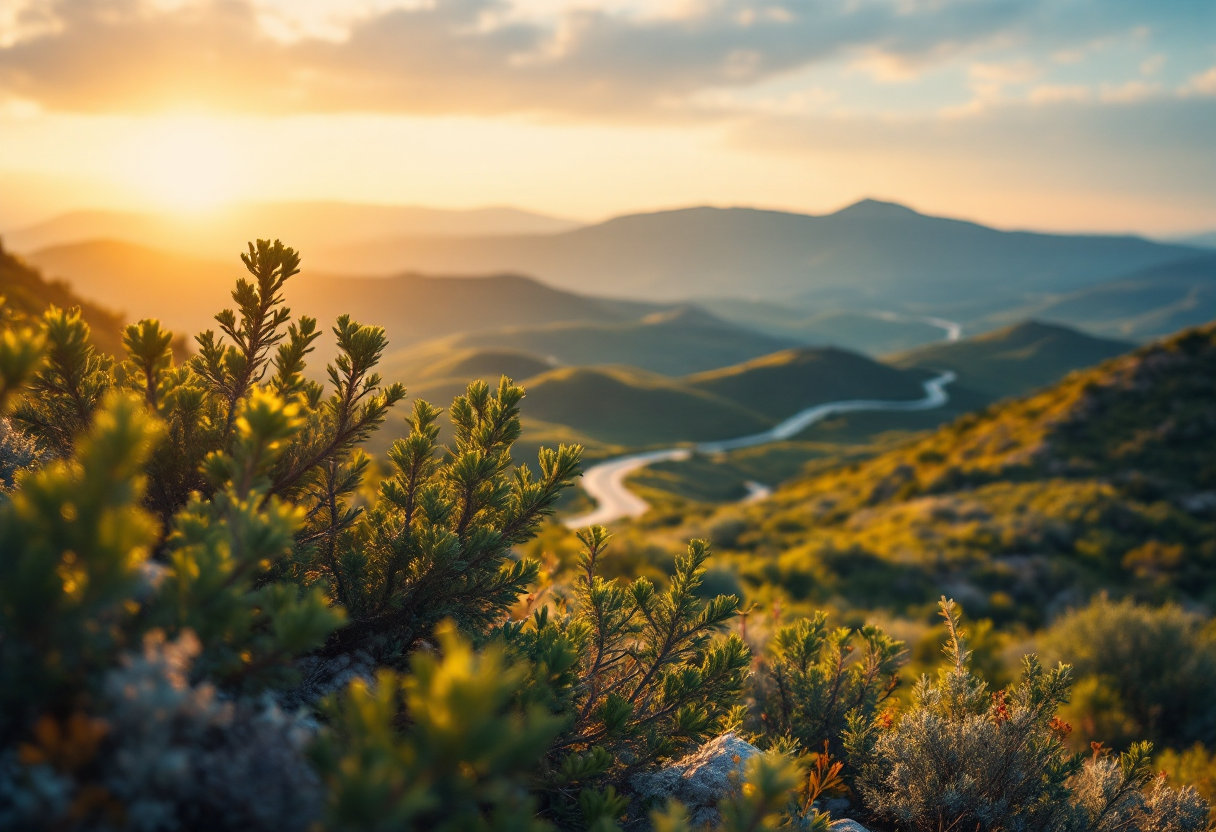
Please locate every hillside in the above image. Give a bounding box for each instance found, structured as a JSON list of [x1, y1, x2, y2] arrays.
[[23, 239, 662, 361], [890, 321, 1132, 401], [687, 347, 926, 420], [5, 202, 580, 261], [307, 200, 1198, 307], [1023, 254, 1216, 342], [521, 366, 769, 446], [391, 307, 795, 377], [697, 300, 952, 355], [679, 321, 1216, 623], [0, 240, 124, 356]]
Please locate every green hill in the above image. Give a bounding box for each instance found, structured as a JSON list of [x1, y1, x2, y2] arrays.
[[696, 300, 951, 355], [889, 321, 1132, 401], [520, 366, 768, 446], [685, 320, 1216, 623], [0, 239, 125, 356], [412, 348, 555, 382], [401, 306, 795, 376], [687, 346, 927, 420]]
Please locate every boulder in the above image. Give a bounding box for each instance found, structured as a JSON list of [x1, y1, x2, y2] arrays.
[[829, 821, 871, 832], [632, 732, 760, 826]]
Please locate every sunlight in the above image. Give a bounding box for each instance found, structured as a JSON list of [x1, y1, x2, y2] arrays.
[[124, 116, 241, 214]]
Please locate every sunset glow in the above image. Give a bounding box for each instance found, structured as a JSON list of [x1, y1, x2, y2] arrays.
[[0, 0, 1213, 234]]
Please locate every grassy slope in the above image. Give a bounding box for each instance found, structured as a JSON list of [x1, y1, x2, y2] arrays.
[[0, 241, 125, 356], [697, 299, 948, 356], [687, 346, 926, 420], [677, 321, 1216, 624], [406, 306, 796, 377], [889, 320, 1132, 401], [521, 365, 769, 446]]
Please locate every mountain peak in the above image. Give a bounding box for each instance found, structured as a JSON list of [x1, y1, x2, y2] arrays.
[[831, 198, 921, 220]]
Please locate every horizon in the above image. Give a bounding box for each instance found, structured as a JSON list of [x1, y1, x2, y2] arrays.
[[4, 195, 1209, 245], [2, 1, 1214, 239]]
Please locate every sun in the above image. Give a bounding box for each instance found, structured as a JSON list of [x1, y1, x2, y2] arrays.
[[128, 116, 241, 214]]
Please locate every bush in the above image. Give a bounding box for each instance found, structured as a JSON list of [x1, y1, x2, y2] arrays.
[[1038, 596, 1216, 750], [847, 598, 1209, 832], [749, 611, 904, 759]]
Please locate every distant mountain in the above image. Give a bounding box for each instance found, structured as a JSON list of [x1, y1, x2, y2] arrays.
[[890, 321, 1133, 402], [309, 200, 1199, 308], [5, 202, 580, 262], [387, 307, 795, 377], [1179, 231, 1216, 249], [0, 240, 125, 356], [1020, 255, 1216, 342], [21, 239, 661, 363]]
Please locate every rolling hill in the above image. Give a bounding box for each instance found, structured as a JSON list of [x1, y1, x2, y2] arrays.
[[520, 366, 769, 447], [386, 307, 795, 377], [0, 240, 125, 356], [386, 343, 946, 452], [1021, 254, 1216, 342], [306, 200, 1199, 308], [889, 321, 1133, 402], [696, 300, 953, 356], [677, 319, 1216, 621], [21, 239, 664, 362], [4, 202, 580, 261], [686, 347, 926, 420]]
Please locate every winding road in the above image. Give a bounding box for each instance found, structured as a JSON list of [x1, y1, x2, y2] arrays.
[[564, 367, 959, 529]]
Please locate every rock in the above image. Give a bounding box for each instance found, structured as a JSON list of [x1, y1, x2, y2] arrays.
[[631, 732, 760, 826], [829, 821, 871, 832]]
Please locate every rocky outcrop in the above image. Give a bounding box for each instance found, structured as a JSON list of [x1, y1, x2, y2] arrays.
[[632, 732, 760, 826]]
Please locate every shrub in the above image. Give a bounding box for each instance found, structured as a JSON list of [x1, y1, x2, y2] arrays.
[[502, 526, 751, 827], [1038, 596, 1216, 750], [749, 611, 904, 759], [847, 598, 1209, 832]]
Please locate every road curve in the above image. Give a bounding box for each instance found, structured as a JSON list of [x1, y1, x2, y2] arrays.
[[563, 371, 956, 528]]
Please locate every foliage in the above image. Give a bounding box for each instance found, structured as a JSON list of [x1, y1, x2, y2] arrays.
[[1039, 597, 1216, 751], [847, 598, 1208, 832], [503, 527, 750, 827], [750, 611, 903, 759], [312, 624, 562, 832]]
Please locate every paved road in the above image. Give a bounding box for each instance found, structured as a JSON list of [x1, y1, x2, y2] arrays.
[[564, 370, 957, 528]]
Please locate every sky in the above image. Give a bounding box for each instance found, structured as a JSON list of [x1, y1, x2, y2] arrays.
[[0, 0, 1214, 235]]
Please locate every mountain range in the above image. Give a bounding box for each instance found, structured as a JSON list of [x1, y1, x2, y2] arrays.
[[10, 200, 1203, 324], [300, 200, 1200, 310]]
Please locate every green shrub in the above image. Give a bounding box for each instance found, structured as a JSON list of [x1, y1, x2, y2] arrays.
[[1039, 596, 1216, 750], [750, 611, 904, 759]]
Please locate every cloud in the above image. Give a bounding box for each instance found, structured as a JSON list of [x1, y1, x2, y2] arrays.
[[1, 0, 1211, 117], [1182, 65, 1216, 97], [731, 96, 1216, 207]]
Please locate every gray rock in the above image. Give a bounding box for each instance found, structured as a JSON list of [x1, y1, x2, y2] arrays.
[[632, 732, 760, 827], [829, 821, 871, 832]]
